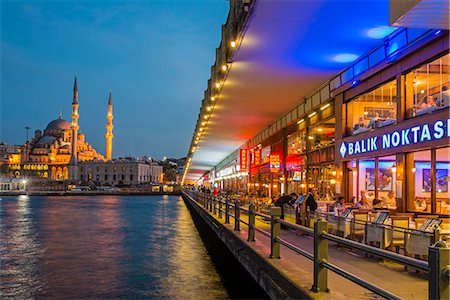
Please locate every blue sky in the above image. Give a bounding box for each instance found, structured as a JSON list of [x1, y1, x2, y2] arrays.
[[1, 0, 229, 159]]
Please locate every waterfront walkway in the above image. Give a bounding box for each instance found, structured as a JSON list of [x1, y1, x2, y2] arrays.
[[185, 193, 429, 299]]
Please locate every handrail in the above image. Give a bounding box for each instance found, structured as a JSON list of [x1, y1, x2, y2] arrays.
[[182, 190, 446, 299], [321, 260, 402, 300], [275, 237, 314, 260], [321, 232, 429, 272]]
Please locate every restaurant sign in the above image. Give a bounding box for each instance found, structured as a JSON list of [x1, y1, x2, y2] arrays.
[[240, 149, 248, 171], [340, 118, 450, 158], [269, 154, 281, 173]]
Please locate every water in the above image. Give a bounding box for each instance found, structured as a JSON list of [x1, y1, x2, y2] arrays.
[[0, 195, 231, 299]]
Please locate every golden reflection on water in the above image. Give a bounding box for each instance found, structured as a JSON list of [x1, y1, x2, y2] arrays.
[[0, 195, 42, 298], [1, 195, 229, 299], [160, 197, 228, 299]]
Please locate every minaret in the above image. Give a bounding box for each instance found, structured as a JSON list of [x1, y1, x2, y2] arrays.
[[70, 76, 79, 165], [105, 91, 114, 161]]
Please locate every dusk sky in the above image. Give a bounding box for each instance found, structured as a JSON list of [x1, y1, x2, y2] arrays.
[[1, 0, 229, 159]]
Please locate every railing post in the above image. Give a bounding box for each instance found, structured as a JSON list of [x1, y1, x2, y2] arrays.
[[225, 198, 230, 224], [218, 197, 222, 218], [234, 200, 241, 231], [209, 195, 213, 212], [432, 228, 441, 244], [213, 197, 217, 214], [429, 240, 450, 300], [312, 217, 329, 293], [248, 203, 255, 242], [270, 206, 281, 259]]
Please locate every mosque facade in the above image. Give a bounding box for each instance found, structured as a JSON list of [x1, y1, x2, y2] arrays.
[[3, 78, 113, 181]]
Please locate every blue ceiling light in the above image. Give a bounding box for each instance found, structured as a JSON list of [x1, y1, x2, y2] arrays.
[[332, 53, 358, 63], [435, 29, 442, 35], [352, 79, 360, 86], [365, 26, 397, 39]]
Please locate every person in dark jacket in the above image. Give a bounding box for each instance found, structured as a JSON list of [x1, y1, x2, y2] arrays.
[[273, 193, 297, 220], [304, 188, 318, 212]]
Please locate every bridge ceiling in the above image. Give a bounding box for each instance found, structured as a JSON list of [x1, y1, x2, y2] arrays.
[[186, 0, 400, 182]]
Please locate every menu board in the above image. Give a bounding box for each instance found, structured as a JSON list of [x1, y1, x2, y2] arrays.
[[373, 211, 390, 224], [419, 218, 442, 233], [340, 208, 352, 218]]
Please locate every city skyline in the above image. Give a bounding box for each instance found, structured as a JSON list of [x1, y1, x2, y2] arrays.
[[1, 1, 229, 159]]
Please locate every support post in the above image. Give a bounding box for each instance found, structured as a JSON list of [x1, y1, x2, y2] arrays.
[[248, 203, 255, 242], [429, 241, 450, 300], [312, 217, 329, 293], [209, 195, 213, 212], [225, 198, 230, 224], [234, 200, 241, 231], [213, 197, 217, 214], [218, 197, 222, 218], [270, 206, 281, 259]]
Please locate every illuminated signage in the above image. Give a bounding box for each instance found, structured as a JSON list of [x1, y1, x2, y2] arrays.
[[286, 154, 305, 171], [269, 154, 281, 173], [340, 118, 450, 158], [254, 150, 261, 165], [217, 166, 236, 177], [240, 149, 248, 171], [293, 171, 302, 182]]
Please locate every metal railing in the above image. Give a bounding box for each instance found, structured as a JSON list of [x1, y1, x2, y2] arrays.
[[183, 190, 449, 300]]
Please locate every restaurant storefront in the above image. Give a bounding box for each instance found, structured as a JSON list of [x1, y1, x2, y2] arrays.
[[336, 50, 450, 215]]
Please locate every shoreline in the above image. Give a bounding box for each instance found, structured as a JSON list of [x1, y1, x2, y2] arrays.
[[0, 190, 181, 197]]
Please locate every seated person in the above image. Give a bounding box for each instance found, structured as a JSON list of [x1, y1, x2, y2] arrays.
[[353, 117, 367, 132], [418, 95, 437, 110], [367, 112, 381, 129], [379, 110, 396, 127], [353, 196, 373, 210], [384, 191, 396, 208], [415, 198, 427, 211], [330, 196, 345, 214], [436, 85, 450, 108]]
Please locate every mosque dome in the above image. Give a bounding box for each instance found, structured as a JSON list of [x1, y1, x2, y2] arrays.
[[35, 135, 57, 147], [45, 118, 71, 132]]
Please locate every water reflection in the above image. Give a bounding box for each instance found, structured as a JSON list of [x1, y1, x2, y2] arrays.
[[0, 195, 228, 299], [0, 195, 42, 298]]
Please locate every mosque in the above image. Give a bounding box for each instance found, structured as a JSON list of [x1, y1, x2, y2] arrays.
[[5, 77, 114, 181]]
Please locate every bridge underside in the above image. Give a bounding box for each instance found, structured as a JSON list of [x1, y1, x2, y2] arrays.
[[186, 0, 405, 183]]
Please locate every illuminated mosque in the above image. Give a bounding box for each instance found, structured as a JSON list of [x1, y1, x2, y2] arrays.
[[8, 77, 114, 181]]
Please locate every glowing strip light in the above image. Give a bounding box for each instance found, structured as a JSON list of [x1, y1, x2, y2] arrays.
[[308, 112, 317, 118], [320, 103, 330, 110]]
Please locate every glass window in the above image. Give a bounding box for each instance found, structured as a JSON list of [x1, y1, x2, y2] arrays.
[[308, 118, 335, 150], [407, 150, 431, 212], [346, 79, 397, 136], [287, 131, 306, 155], [436, 147, 450, 214], [406, 53, 450, 118], [377, 156, 397, 209]]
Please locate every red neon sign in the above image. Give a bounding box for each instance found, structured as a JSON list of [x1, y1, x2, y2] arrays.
[[240, 149, 248, 171], [269, 154, 281, 173]]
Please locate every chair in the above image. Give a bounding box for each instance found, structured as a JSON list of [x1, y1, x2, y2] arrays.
[[389, 216, 410, 253], [351, 211, 370, 242]]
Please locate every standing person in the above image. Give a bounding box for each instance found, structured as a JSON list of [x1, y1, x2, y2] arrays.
[[213, 187, 219, 197], [304, 188, 318, 213], [273, 193, 297, 220]]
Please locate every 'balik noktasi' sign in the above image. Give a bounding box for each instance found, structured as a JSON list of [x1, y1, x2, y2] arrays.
[[340, 118, 450, 158]]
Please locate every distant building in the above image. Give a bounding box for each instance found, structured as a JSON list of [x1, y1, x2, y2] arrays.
[[78, 158, 163, 186], [1, 77, 113, 181], [0, 178, 26, 192]]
